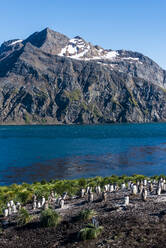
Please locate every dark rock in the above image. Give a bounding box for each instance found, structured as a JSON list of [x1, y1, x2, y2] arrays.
[[0, 27, 166, 124]]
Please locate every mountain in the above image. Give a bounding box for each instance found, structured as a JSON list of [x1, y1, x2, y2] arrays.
[[0, 27, 166, 124]]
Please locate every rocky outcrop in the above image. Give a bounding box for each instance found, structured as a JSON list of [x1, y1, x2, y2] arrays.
[[0, 28, 166, 124]]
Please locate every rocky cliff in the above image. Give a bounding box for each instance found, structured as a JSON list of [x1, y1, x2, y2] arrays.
[[0, 27, 166, 124]]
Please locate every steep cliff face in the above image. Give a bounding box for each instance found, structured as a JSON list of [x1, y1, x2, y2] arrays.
[[0, 28, 166, 124]]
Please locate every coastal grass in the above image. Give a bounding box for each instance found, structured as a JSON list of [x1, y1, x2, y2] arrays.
[[0, 174, 165, 213], [78, 224, 103, 240], [79, 209, 97, 221], [17, 208, 32, 226], [40, 209, 61, 227]]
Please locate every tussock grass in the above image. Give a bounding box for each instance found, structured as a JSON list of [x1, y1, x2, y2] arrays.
[[17, 208, 32, 226], [40, 209, 61, 227], [79, 209, 97, 221], [78, 224, 103, 240]]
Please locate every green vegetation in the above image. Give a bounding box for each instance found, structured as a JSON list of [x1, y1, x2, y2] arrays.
[[35, 91, 48, 99], [129, 97, 138, 106], [17, 208, 32, 226], [93, 105, 102, 118], [31, 116, 47, 124], [65, 89, 82, 102], [143, 108, 149, 115], [81, 101, 88, 111], [12, 88, 19, 95], [17, 190, 33, 204], [78, 224, 103, 240], [40, 209, 61, 227], [41, 118, 47, 124], [24, 113, 31, 124], [81, 101, 102, 118], [0, 226, 3, 235], [159, 86, 166, 93], [32, 115, 38, 122], [111, 97, 123, 108], [0, 175, 164, 214], [127, 88, 138, 107], [79, 209, 97, 221]]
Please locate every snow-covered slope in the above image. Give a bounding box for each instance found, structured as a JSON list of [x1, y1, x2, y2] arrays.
[[8, 39, 23, 46], [58, 36, 120, 61], [57, 36, 142, 65]]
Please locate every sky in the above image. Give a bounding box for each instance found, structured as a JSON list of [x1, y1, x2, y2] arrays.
[[0, 0, 165, 69]]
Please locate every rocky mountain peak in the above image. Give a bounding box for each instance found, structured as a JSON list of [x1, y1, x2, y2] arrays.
[[0, 27, 166, 125], [74, 35, 83, 39], [23, 27, 69, 54]]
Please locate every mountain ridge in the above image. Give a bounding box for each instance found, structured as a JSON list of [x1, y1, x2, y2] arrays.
[[0, 27, 166, 125]]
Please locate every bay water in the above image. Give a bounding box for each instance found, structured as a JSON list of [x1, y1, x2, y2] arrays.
[[1, 123, 166, 185]]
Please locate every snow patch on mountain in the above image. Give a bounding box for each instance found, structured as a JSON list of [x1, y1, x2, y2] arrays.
[[58, 37, 120, 60], [87, 51, 118, 60], [58, 36, 142, 66], [8, 40, 23, 46], [58, 37, 91, 59], [123, 57, 139, 61]]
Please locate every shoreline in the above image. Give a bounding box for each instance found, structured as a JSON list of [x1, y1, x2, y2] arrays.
[[0, 174, 163, 212], [1, 121, 166, 126]]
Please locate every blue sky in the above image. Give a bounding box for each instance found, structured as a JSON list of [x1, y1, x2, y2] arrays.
[[0, 0, 165, 68]]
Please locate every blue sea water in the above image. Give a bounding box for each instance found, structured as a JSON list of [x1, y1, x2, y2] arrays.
[[1, 123, 166, 185]]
